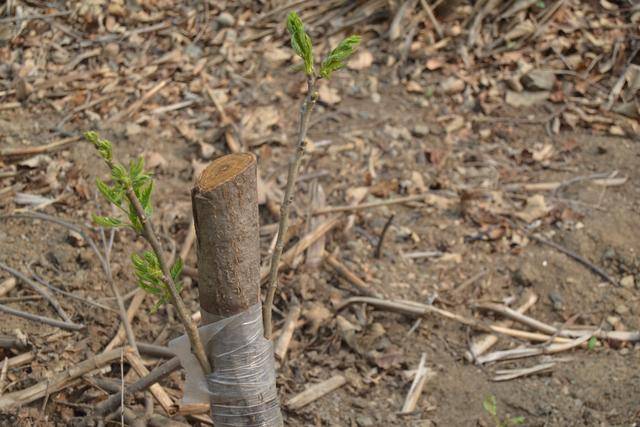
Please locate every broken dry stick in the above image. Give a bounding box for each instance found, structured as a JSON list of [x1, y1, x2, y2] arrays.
[[0, 352, 34, 371], [492, 362, 556, 382], [0, 303, 84, 331], [95, 356, 181, 417], [313, 193, 453, 215], [475, 302, 640, 342], [324, 251, 381, 298], [286, 375, 346, 410], [0, 347, 132, 411], [0, 136, 81, 159], [465, 292, 538, 362], [400, 353, 430, 414], [125, 350, 175, 415], [259, 215, 342, 283], [104, 289, 146, 352], [274, 300, 301, 361], [477, 334, 593, 364], [192, 153, 282, 424]]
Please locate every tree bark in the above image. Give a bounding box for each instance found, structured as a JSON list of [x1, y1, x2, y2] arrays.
[[191, 152, 261, 322], [192, 153, 283, 426]]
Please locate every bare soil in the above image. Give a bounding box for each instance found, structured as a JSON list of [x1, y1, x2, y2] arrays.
[[1, 2, 639, 426]]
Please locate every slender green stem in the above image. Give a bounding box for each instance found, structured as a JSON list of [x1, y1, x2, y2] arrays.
[[263, 76, 317, 339], [124, 187, 211, 374]]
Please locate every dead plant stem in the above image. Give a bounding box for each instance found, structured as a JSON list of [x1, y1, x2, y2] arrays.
[[263, 76, 317, 339]]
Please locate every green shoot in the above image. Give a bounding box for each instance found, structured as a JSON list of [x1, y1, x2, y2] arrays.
[[287, 11, 314, 76], [86, 131, 183, 310], [286, 11, 361, 80], [264, 13, 361, 338], [86, 131, 210, 373], [483, 395, 525, 427], [319, 35, 361, 79]]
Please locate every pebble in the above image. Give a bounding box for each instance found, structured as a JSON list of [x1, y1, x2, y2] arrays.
[[216, 12, 235, 27], [620, 275, 635, 289], [412, 123, 430, 137], [356, 415, 375, 427], [615, 304, 629, 316], [440, 76, 465, 94], [522, 69, 556, 91]]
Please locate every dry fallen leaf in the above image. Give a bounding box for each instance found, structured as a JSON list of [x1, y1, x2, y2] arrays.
[[515, 195, 552, 223], [318, 84, 341, 105], [347, 50, 373, 70]]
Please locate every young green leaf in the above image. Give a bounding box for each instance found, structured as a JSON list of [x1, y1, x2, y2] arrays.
[[587, 336, 597, 350], [129, 157, 144, 180], [319, 35, 361, 79], [170, 258, 183, 281], [286, 11, 314, 76], [483, 395, 497, 417], [92, 214, 124, 228], [111, 164, 128, 185], [85, 131, 113, 162], [509, 416, 525, 425], [138, 181, 154, 216]]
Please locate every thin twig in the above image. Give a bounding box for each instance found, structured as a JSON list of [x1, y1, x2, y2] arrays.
[[263, 75, 319, 339], [324, 251, 382, 298], [400, 353, 430, 414], [0, 304, 84, 331], [0, 347, 131, 411], [313, 194, 430, 215], [374, 214, 395, 258], [0, 262, 72, 323], [94, 357, 181, 417], [0, 136, 81, 159], [2, 212, 108, 275], [26, 264, 115, 313], [530, 235, 618, 286], [99, 228, 140, 356]]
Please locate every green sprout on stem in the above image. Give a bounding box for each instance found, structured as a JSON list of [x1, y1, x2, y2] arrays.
[[85, 131, 182, 306], [286, 11, 361, 80], [262, 12, 362, 339], [483, 395, 525, 427], [85, 131, 210, 373]]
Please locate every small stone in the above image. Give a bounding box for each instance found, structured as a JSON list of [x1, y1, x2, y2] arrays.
[[216, 12, 235, 27], [615, 304, 630, 316], [440, 76, 465, 94], [412, 124, 430, 137], [356, 415, 375, 427], [185, 43, 202, 60], [125, 122, 142, 137], [522, 69, 556, 91], [383, 124, 411, 141], [620, 275, 635, 289], [548, 292, 563, 310], [371, 92, 381, 103], [479, 128, 491, 139], [505, 90, 550, 107], [103, 42, 119, 57]]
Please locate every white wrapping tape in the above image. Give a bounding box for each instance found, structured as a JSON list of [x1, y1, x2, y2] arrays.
[[169, 303, 282, 426]]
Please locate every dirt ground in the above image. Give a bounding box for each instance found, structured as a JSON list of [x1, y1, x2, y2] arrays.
[[1, 1, 640, 426]]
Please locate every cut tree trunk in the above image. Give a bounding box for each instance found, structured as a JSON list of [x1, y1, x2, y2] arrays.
[[192, 153, 283, 426]]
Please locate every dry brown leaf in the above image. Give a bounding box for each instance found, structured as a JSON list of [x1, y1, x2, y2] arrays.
[[347, 50, 374, 70], [318, 84, 341, 105], [515, 195, 552, 223]]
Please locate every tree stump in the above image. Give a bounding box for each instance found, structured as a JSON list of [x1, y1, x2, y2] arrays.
[[192, 153, 282, 426]]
